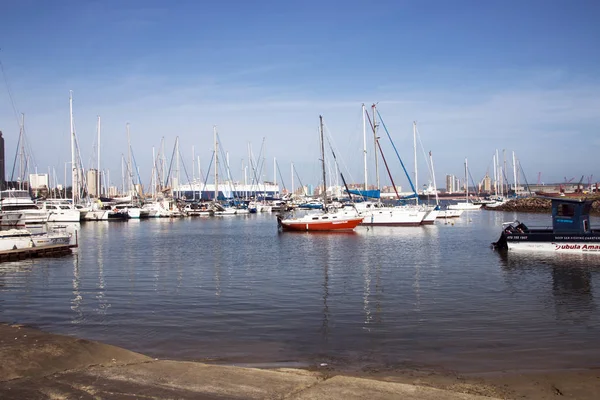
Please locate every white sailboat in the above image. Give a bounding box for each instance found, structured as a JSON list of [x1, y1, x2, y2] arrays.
[[413, 122, 439, 224], [277, 115, 363, 231], [448, 158, 482, 211], [358, 105, 426, 226]]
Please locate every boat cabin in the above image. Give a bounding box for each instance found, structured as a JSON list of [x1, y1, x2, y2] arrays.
[[552, 198, 592, 234]]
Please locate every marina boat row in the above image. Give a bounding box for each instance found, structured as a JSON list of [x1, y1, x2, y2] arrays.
[[277, 115, 446, 231]]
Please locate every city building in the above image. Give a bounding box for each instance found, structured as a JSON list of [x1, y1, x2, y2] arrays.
[[29, 173, 49, 197], [483, 174, 492, 193], [86, 169, 99, 197], [446, 174, 454, 193]]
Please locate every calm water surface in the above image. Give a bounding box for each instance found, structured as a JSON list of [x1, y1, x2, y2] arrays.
[[1, 211, 599, 373]]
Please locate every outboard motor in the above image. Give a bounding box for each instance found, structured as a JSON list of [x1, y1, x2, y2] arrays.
[[492, 233, 508, 250]]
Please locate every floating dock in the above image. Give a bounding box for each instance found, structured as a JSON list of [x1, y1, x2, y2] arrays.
[[0, 244, 78, 263]]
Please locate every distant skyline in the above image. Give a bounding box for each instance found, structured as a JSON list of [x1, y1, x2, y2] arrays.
[[1, 0, 599, 192]]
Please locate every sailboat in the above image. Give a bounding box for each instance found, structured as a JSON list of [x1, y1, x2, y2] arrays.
[[351, 105, 426, 226], [412, 122, 439, 224], [448, 158, 482, 210], [277, 116, 363, 231]]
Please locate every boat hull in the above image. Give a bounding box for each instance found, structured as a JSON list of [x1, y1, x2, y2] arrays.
[[437, 209, 463, 218], [507, 240, 600, 253], [421, 209, 439, 225], [448, 202, 482, 210], [496, 230, 600, 254], [83, 210, 110, 221], [47, 210, 80, 223], [360, 210, 426, 226], [280, 218, 363, 231]]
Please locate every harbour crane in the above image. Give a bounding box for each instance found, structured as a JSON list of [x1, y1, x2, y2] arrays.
[[575, 175, 585, 193]]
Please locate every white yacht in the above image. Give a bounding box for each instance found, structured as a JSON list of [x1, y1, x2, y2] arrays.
[[38, 200, 81, 222], [0, 226, 71, 251], [113, 204, 150, 219], [447, 201, 482, 211], [0, 189, 49, 227], [355, 201, 426, 226]]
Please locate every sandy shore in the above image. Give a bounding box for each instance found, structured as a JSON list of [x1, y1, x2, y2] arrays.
[[1, 322, 599, 399]]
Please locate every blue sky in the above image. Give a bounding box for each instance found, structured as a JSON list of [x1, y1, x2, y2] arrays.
[[1, 0, 599, 192]]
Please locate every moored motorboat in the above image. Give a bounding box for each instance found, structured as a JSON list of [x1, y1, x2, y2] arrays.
[[492, 197, 600, 253], [38, 200, 81, 222], [0, 225, 72, 251], [0, 189, 49, 227]]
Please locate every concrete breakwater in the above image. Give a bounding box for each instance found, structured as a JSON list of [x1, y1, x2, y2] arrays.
[[485, 196, 600, 215]]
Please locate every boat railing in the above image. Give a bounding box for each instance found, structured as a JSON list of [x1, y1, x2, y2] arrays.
[[501, 220, 553, 233]]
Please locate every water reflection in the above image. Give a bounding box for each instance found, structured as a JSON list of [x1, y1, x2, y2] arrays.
[[71, 253, 84, 325], [498, 251, 598, 323], [3, 214, 600, 373], [321, 248, 329, 341], [95, 227, 109, 315]]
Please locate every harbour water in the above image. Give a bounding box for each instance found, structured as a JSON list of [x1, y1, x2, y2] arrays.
[[1, 211, 599, 373]]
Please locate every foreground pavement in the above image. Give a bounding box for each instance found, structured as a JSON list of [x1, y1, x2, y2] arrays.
[[0, 323, 499, 399]]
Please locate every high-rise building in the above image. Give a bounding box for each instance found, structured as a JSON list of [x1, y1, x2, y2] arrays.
[[29, 173, 49, 197], [483, 174, 492, 192], [87, 169, 98, 197], [446, 174, 454, 193]]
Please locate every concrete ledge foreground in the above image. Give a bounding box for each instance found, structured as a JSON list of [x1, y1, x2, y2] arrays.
[[0, 324, 498, 399]]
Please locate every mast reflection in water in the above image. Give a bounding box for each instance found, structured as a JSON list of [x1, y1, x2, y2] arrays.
[[0, 212, 599, 373]]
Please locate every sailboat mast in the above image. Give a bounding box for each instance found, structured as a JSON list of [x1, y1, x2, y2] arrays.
[[69, 91, 78, 204], [192, 145, 195, 183], [464, 158, 468, 201], [362, 104, 367, 191], [492, 154, 498, 196], [512, 151, 517, 195], [175, 137, 180, 195], [372, 104, 380, 194], [121, 156, 125, 195], [152, 146, 156, 199], [291, 162, 294, 196], [161, 138, 166, 189], [502, 149, 507, 196], [97, 116, 101, 197], [319, 115, 327, 207], [214, 125, 218, 201], [495, 149, 500, 196], [413, 121, 419, 205], [126, 123, 133, 195], [19, 113, 24, 189], [429, 151, 439, 205]]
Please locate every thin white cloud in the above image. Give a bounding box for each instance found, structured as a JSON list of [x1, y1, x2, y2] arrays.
[[1, 68, 598, 189]]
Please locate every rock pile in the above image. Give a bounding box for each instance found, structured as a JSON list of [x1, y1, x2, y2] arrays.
[[486, 197, 600, 215]]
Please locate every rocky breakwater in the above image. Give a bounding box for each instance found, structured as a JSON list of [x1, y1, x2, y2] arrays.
[[485, 196, 600, 215]]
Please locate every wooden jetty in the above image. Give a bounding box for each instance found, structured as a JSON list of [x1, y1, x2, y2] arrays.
[[0, 243, 78, 263]]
